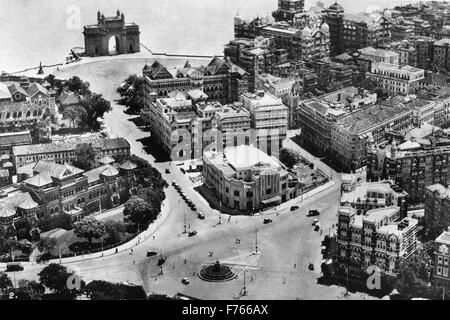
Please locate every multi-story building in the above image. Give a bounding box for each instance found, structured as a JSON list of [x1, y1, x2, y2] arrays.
[[142, 57, 249, 105], [215, 106, 251, 150], [295, 87, 377, 158], [331, 103, 414, 171], [340, 180, 409, 217], [0, 158, 139, 236], [324, 2, 392, 55], [224, 37, 283, 91], [433, 228, 450, 293], [315, 59, 353, 88], [272, 0, 305, 23], [433, 38, 450, 71], [390, 22, 414, 41], [240, 91, 288, 155], [337, 206, 419, 278], [379, 41, 417, 67], [358, 47, 399, 67], [202, 145, 297, 212], [424, 184, 450, 231], [367, 139, 450, 202], [366, 62, 425, 96], [12, 137, 130, 171], [255, 73, 294, 98], [234, 17, 330, 61], [411, 36, 436, 70]]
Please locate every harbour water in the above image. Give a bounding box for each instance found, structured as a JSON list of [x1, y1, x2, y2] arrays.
[[0, 0, 413, 72]]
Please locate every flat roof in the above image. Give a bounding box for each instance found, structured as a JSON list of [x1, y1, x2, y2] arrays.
[[224, 145, 281, 170]]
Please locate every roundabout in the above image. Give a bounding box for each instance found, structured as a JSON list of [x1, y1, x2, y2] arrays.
[[198, 260, 237, 282]]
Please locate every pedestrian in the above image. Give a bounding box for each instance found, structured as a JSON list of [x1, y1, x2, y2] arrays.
[[294, 263, 296, 269], [184, 259, 187, 264], [115, 248, 118, 254], [133, 260, 135, 264], [173, 264, 175, 269], [153, 235, 155, 240]]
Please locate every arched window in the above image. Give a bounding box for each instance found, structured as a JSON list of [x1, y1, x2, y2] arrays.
[[33, 110, 38, 117], [17, 111, 22, 118], [26, 110, 31, 117], [12, 112, 17, 118], [5, 113, 10, 119]]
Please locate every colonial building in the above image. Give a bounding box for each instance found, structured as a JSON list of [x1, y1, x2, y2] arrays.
[[340, 180, 409, 217], [433, 228, 450, 293], [0, 158, 138, 236], [240, 91, 288, 155], [367, 139, 450, 203], [295, 87, 377, 157], [324, 2, 392, 55], [337, 206, 419, 278], [12, 137, 130, 171], [424, 184, 450, 231], [203, 145, 297, 212], [433, 38, 450, 71], [234, 16, 330, 61], [366, 63, 425, 96], [272, 0, 305, 23], [143, 57, 249, 105], [331, 103, 414, 171]]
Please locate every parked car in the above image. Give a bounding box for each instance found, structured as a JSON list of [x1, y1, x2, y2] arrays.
[[182, 277, 190, 284], [263, 218, 272, 224], [165, 169, 170, 174], [290, 206, 299, 211], [146, 251, 157, 257], [157, 257, 166, 266], [198, 212, 205, 220], [312, 219, 319, 226], [188, 231, 197, 237], [308, 209, 320, 217], [172, 180, 177, 186], [314, 222, 321, 231], [6, 262, 23, 272], [308, 263, 314, 271]]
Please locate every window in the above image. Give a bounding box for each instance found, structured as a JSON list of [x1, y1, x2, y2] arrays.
[[234, 190, 240, 197], [225, 187, 229, 193], [439, 256, 443, 264], [438, 267, 443, 275], [444, 268, 449, 277]]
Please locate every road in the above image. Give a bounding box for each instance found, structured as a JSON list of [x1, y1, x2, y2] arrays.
[[10, 56, 371, 300]]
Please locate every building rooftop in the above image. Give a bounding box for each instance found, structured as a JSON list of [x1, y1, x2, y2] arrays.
[[364, 206, 400, 224], [33, 160, 83, 180], [359, 46, 399, 58], [337, 103, 412, 134], [0, 83, 12, 100], [224, 145, 281, 170], [341, 181, 404, 204], [436, 228, 450, 245], [0, 131, 32, 147]]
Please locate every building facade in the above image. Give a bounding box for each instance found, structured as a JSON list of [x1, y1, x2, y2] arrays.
[[337, 206, 419, 278], [203, 145, 297, 212]]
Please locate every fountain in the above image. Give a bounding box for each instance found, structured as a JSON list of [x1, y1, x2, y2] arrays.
[[198, 259, 236, 282]]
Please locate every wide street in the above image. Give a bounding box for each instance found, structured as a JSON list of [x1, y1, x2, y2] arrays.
[[11, 55, 373, 300]]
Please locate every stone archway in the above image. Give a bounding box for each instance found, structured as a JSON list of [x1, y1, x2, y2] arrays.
[[108, 35, 121, 55]]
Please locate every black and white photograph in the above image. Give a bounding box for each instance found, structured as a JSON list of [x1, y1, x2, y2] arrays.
[[0, 0, 449, 309]]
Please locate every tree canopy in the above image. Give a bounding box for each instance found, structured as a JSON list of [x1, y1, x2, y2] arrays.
[[74, 218, 107, 245], [116, 75, 146, 114], [79, 93, 112, 131], [85, 280, 147, 300], [62, 105, 87, 128], [73, 143, 96, 171], [123, 196, 157, 227], [63, 76, 92, 96], [279, 148, 301, 169]]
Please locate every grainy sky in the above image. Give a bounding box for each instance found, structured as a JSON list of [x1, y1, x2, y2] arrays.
[[0, 0, 418, 72]]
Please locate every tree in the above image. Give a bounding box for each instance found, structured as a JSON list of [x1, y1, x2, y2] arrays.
[[116, 75, 146, 114], [0, 272, 12, 293], [37, 238, 57, 255], [85, 280, 147, 300], [80, 93, 112, 131], [279, 148, 301, 169], [30, 121, 51, 144], [63, 76, 91, 96], [38, 264, 72, 293], [123, 196, 157, 227], [104, 220, 127, 245], [14, 280, 45, 300], [74, 218, 106, 245], [73, 143, 96, 171], [62, 105, 87, 128]]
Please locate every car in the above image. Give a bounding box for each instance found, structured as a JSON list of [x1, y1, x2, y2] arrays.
[[176, 163, 184, 166], [172, 180, 177, 186], [146, 251, 158, 257], [290, 206, 299, 211], [6, 263, 23, 272], [312, 219, 319, 226], [314, 222, 321, 231], [308, 209, 320, 217], [263, 218, 272, 224], [198, 213, 205, 220], [308, 263, 314, 271], [182, 277, 190, 284], [165, 169, 170, 174], [191, 206, 197, 212], [157, 257, 166, 266], [180, 168, 186, 174], [188, 231, 197, 237]]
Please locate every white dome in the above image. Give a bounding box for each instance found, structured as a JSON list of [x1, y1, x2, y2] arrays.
[[234, 13, 243, 25], [302, 26, 312, 38], [321, 23, 329, 33]]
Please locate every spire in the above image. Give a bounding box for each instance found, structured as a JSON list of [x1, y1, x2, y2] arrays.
[[117, 9, 121, 17]]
